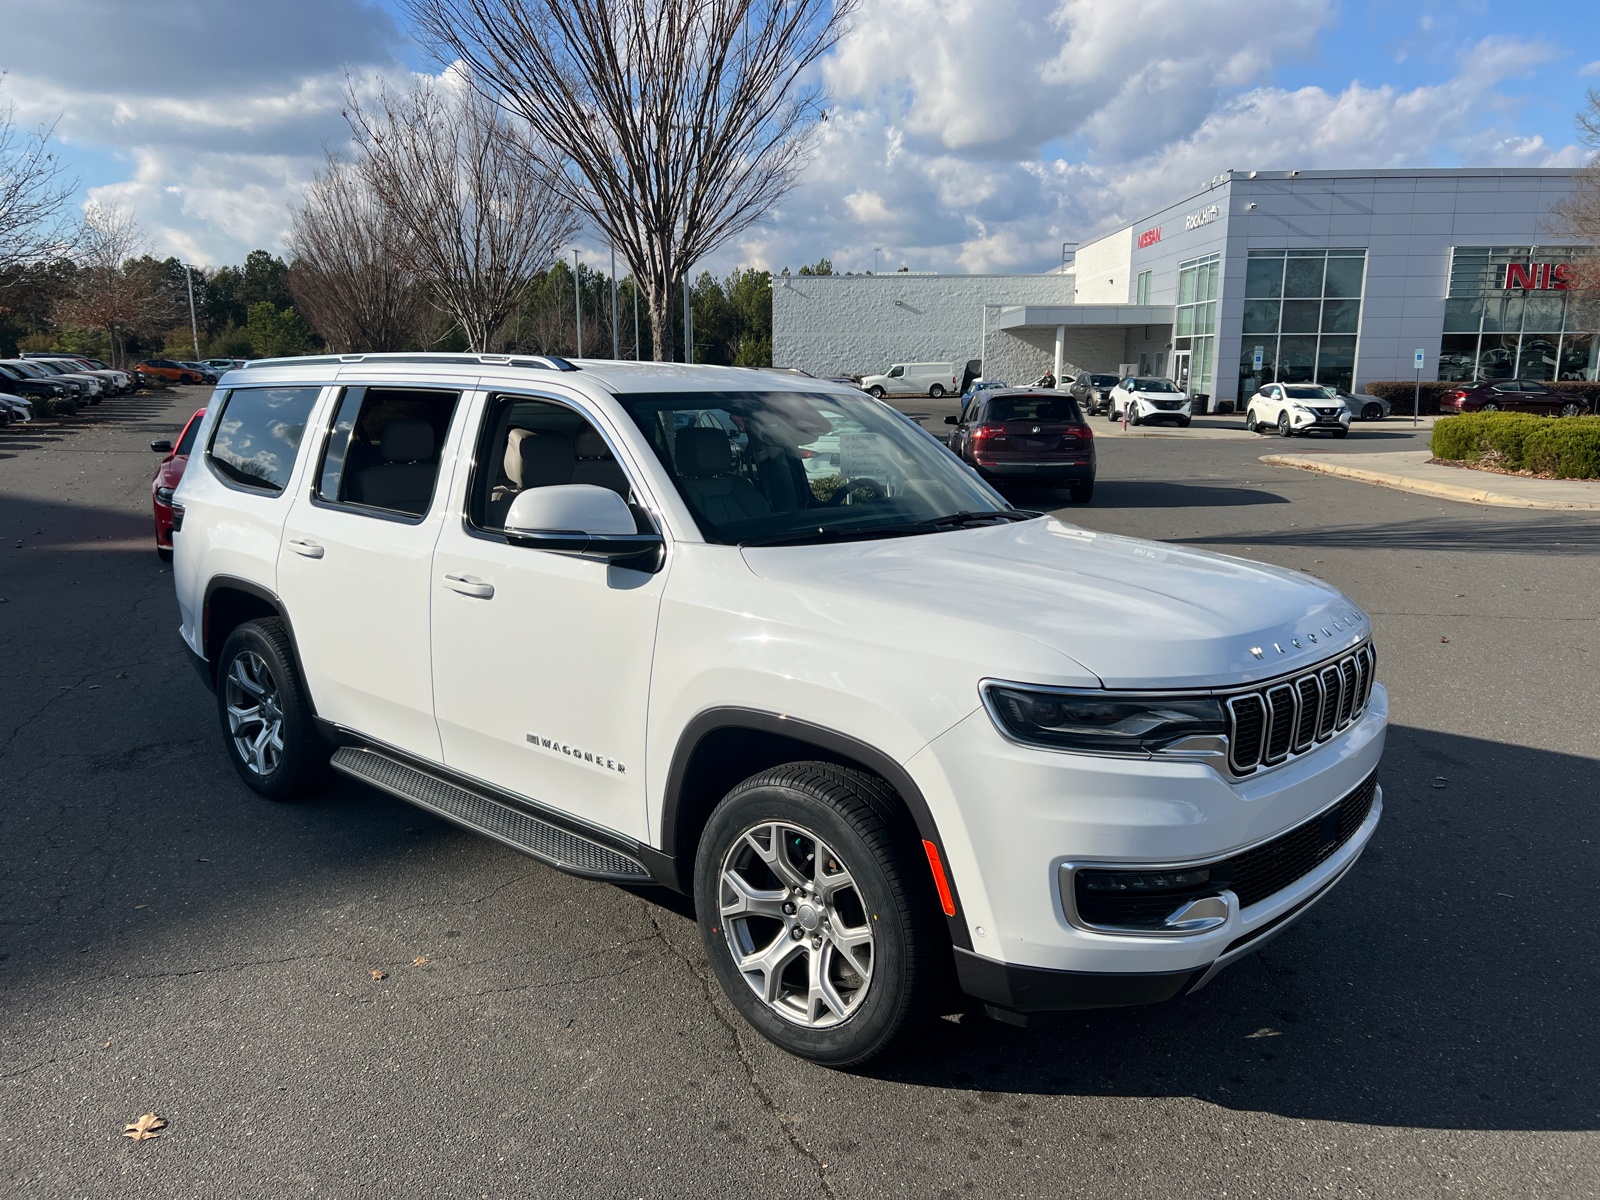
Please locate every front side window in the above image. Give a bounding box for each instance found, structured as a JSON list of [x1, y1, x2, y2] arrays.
[[616, 390, 1010, 546], [208, 387, 321, 494], [315, 387, 460, 517]]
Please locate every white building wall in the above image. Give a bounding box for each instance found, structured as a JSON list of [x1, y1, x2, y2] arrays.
[[1072, 227, 1134, 304], [981, 326, 1129, 387], [772, 273, 1074, 378]]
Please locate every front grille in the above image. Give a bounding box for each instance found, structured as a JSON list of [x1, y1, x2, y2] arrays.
[[1226, 642, 1376, 775], [1071, 769, 1378, 929], [1153, 400, 1182, 410]]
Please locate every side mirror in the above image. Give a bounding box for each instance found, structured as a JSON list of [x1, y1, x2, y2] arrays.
[[504, 484, 662, 564], [150, 440, 173, 452], [944, 415, 959, 425]]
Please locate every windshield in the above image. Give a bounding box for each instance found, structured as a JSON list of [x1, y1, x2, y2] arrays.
[[1284, 386, 1332, 400], [616, 390, 1014, 546], [1131, 378, 1178, 393], [7, 362, 47, 378], [985, 396, 1082, 422], [1089, 375, 1119, 387]]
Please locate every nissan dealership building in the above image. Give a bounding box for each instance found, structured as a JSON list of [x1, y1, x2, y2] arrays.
[[771, 167, 1596, 406]]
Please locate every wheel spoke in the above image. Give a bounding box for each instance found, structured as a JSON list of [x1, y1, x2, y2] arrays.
[[743, 825, 809, 891], [809, 945, 850, 1022], [829, 923, 874, 981], [720, 869, 787, 919], [740, 933, 805, 1004]]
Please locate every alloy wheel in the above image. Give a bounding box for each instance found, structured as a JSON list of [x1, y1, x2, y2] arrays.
[[1560, 402, 1583, 418], [717, 820, 875, 1029], [1278, 412, 1292, 436], [225, 651, 285, 777], [1362, 402, 1382, 421]]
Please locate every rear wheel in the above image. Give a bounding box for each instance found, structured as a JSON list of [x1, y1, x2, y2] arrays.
[[695, 762, 945, 1068], [1361, 402, 1383, 421], [1068, 479, 1094, 504], [215, 618, 326, 801], [157, 546, 172, 562], [1479, 402, 1498, 412], [928, 384, 945, 398]]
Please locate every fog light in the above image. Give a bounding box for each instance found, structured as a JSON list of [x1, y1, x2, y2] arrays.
[[1079, 867, 1211, 893]]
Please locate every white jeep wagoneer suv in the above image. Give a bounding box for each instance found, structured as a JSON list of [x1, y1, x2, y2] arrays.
[[170, 354, 1384, 1066]]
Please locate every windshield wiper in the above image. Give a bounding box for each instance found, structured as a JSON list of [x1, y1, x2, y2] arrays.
[[924, 509, 1037, 528], [739, 522, 940, 548]]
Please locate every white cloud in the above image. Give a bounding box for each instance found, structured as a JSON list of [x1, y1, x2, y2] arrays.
[[1579, 61, 1600, 77]]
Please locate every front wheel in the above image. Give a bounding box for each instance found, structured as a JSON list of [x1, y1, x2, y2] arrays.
[[867, 385, 885, 399], [1178, 416, 1191, 427], [1361, 402, 1384, 421], [1127, 406, 1141, 427], [1278, 412, 1293, 437], [215, 618, 326, 801], [928, 384, 945, 398], [1332, 429, 1348, 439], [695, 762, 945, 1068], [1559, 401, 1584, 418]]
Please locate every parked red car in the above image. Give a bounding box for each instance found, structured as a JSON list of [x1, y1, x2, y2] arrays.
[[150, 408, 205, 560], [1443, 379, 1591, 417], [944, 388, 1095, 502]]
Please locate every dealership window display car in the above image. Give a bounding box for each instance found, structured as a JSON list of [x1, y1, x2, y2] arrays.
[[1245, 384, 1353, 437], [1108, 377, 1193, 426], [169, 354, 1385, 1066]]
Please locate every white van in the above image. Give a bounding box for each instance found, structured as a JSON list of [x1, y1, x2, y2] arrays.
[[860, 362, 958, 399]]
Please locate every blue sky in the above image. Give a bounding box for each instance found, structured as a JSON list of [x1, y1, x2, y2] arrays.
[[4, 0, 1596, 276]]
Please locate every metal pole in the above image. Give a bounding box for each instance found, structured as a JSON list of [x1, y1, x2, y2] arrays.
[[609, 245, 619, 360], [683, 271, 692, 363], [573, 249, 582, 357], [633, 276, 641, 361], [185, 266, 200, 359]]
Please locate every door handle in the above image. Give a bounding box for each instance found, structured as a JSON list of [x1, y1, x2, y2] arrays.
[[443, 574, 494, 599], [288, 539, 324, 558]]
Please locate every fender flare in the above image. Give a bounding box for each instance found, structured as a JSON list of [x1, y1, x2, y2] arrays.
[[660, 707, 972, 950], [201, 576, 318, 717]]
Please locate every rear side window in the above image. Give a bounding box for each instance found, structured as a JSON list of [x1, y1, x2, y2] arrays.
[[207, 387, 321, 494], [315, 386, 460, 517]]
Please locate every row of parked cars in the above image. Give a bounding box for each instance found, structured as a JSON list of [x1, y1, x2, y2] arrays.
[[0, 353, 246, 424]]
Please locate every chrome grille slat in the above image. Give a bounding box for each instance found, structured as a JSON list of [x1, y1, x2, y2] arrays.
[[1224, 641, 1375, 776]]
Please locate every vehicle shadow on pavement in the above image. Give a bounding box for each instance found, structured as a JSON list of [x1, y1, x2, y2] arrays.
[[1172, 515, 1600, 555], [1009, 481, 1291, 509], [863, 723, 1598, 1133]]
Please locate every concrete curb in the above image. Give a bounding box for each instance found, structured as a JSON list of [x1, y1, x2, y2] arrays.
[[1258, 454, 1600, 511]]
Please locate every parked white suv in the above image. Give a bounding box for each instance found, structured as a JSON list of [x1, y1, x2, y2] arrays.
[[171, 354, 1385, 1065], [1108, 377, 1193, 427], [1245, 383, 1353, 438], [860, 362, 958, 399]]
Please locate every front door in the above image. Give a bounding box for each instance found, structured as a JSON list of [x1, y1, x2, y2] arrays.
[[1172, 351, 1191, 391], [277, 383, 465, 762], [429, 390, 668, 842]]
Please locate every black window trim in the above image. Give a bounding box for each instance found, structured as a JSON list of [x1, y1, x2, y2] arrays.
[[459, 385, 666, 554], [204, 385, 326, 499], [306, 383, 465, 525]]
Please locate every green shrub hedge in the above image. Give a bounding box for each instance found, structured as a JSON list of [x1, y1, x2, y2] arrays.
[[1431, 411, 1600, 479]]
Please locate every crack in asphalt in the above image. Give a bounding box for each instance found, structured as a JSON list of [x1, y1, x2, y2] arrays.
[[640, 899, 840, 1199]]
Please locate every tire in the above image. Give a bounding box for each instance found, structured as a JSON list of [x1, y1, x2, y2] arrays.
[[1127, 406, 1141, 427], [1479, 402, 1498, 412], [1106, 407, 1118, 423], [1278, 412, 1293, 437], [182, 374, 199, 385], [1178, 416, 1191, 428], [694, 761, 946, 1068], [1361, 402, 1383, 421], [1332, 429, 1348, 439], [1068, 479, 1094, 504], [157, 546, 172, 562], [1559, 402, 1584, 419], [928, 384, 945, 398], [868, 385, 885, 399], [215, 617, 326, 801]]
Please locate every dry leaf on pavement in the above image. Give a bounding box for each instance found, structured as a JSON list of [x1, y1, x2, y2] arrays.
[[370, 968, 387, 980], [412, 956, 429, 967], [123, 1112, 166, 1141]]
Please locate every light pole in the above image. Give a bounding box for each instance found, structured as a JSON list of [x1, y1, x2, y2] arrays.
[[572, 249, 582, 357], [633, 277, 641, 361], [185, 265, 200, 359], [610, 244, 619, 360], [683, 271, 693, 363], [873, 246, 881, 274]]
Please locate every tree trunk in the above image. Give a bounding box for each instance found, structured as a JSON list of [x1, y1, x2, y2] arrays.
[[646, 272, 678, 363]]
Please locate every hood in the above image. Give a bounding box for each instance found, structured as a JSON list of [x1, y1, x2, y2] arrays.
[[742, 517, 1369, 689]]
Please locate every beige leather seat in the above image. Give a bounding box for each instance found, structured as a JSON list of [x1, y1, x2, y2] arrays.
[[488, 429, 575, 526], [571, 427, 630, 497], [674, 426, 771, 527], [346, 418, 437, 515]]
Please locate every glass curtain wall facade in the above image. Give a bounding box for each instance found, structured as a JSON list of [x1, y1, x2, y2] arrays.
[[1173, 254, 1219, 397], [1238, 249, 1366, 395], [1439, 247, 1598, 382]]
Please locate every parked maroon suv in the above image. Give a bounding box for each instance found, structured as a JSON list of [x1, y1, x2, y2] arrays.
[[150, 408, 205, 560], [945, 389, 1095, 502], [1443, 379, 1591, 417]]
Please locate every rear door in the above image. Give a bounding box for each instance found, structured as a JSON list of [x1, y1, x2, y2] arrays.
[[276, 381, 467, 762]]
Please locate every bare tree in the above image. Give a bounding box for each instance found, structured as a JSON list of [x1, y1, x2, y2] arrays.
[[0, 86, 78, 278], [286, 153, 433, 352], [343, 74, 579, 352], [1545, 88, 1600, 334], [406, 0, 855, 362], [55, 204, 176, 367]]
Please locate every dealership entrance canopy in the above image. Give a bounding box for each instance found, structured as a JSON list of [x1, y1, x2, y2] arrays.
[[770, 167, 1596, 405]]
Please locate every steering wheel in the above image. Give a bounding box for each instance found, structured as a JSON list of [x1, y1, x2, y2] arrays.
[[823, 477, 886, 506]]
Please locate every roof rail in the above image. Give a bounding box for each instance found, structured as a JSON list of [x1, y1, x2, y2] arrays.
[[240, 352, 581, 371]]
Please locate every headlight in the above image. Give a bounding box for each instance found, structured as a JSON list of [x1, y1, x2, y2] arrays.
[[984, 684, 1227, 754]]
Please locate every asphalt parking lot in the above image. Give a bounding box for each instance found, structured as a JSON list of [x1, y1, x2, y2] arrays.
[[3, 388, 1597, 1198]]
